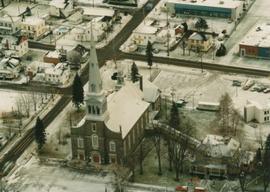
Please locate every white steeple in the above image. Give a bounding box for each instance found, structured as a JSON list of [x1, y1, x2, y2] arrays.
[[85, 22, 109, 122]]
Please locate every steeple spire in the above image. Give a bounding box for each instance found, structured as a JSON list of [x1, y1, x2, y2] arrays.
[[85, 21, 109, 122], [88, 21, 103, 94]]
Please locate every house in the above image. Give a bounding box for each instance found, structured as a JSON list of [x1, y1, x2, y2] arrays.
[[67, 11, 83, 25], [165, 0, 244, 21], [20, 17, 48, 40], [188, 32, 212, 52], [244, 100, 270, 123], [0, 15, 20, 35], [132, 24, 158, 47], [44, 63, 70, 85], [71, 22, 106, 42], [49, 0, 74, 18], [43, 50, 62, 65], [0, 58, 21, 80], [70, 31, 160, 165], [239, 23, 270, 59], [1, 36, 28, 58], [26, 61, 55, 80]]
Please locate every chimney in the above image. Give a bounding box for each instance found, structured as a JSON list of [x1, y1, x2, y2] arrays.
[[139, 75, 143, 91]]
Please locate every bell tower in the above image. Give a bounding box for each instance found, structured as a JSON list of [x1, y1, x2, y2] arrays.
[[85, 23, 109, 122]]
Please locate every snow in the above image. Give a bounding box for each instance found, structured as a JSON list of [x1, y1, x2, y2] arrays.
[[105, 83, 150, 138], [80, 6, 115, 17], [0, 89, 21, 115]]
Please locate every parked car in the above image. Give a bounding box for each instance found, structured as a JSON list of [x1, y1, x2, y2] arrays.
[[242, 79, 255, 90], [264, 88, 270, 93], [176, 99, 188, 107], [232, 80, 241, 87]]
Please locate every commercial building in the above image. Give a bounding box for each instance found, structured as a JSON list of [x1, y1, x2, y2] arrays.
[[239, 23, 270, 59], [244, 100, 270, 123], [165, 0, 244, 21]]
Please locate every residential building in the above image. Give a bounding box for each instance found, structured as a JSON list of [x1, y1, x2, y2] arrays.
[[165, 0, 244, 21], [239, 23, 270, 59], [0, 58, 21, 79], [1, 36, 28, 58], [188, 32, 212, 52], [43, 50, 61, 65], [26, 61, 55, 80], [244, 100, 270, 123], [20, 17, 47, 40], [44, 63, 70, 85], [132, 24, 158, 46], [80, 7, 115, 21], [0, 15, 20, 35], [49, 0, 74, 18], [70, 29, 160, 164]]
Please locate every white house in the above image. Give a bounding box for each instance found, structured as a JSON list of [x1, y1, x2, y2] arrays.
[[71, 22, 106, 42], [132, 24, 158, 46], [244, 100, 270, 123], [201, 134, 240, 158], [1, 36, 28, 58], [20, 17, 48, 40], [44, 63, 70, 85], [26, 61, 55, 79], [0, 15, 20, 35], [0, 58, 21, 79], [49, 0, 74, 18]]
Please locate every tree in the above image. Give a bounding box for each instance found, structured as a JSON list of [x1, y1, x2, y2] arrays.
[[152, 124, 162, 175], [216, 44, 227, 57], [25, 6, 31, 16], [1, 0, 4, 7], [195, 18, 208, 31], [34, 117, 46, 151], [181, 22, 188, 32], [167, 102, 180, 172], [72, 73, 84, 111], [262, 134, 270, 192], [216, 92, 235, 136], [146, 41, 153, 69], [67, 50, 81, 69], [131, 62, 139, 83]]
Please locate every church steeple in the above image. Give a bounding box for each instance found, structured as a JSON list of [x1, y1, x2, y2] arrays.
[[85, 22, 109, 121]]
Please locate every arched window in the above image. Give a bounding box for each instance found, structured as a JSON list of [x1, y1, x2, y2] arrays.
[[92, 106, 96, 114], [92, 134, 99, 149], [96, 106, 100, 115], [88, 105, 91, 114], [109, 141, 116, 152], [91, 84, 96, 92]]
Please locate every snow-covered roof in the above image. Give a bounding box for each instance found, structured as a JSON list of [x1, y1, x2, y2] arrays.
[[45, 50, 60, 58], [50, 0, 71, 9], [0, 15, 20, 23], [245, 99, 270, 110], [142, 79, 160, 103], [166, 0, 243, 9], [105, 83, 150, 138], [240, 23, 270, 47], [189, 32, 209, 41], [202, 134, 240, 158], [133, 24, 158, 35], [22, 17, 45, 26], [81, 6, 114, 17]]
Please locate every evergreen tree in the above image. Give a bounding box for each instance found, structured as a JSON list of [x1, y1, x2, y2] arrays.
[[1, 0, 4, 7], [216, 44, 227, 57], [131, 62, 139, 83], [255, 147, 262, 165], [263, 134, 270, 192], [34, 117, 46, 150], [146, 41, 153, 69], [72, 73, 84, 111], [181, 22, 188, 32], [195, 18, 208, 31], [25, 7, 32, 16], [169, 102, 180, 130]]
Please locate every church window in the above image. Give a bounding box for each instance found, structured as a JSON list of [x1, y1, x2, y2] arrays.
[[91, 123, 96, 132], [109, 141, 116, 152], [96, 107, 100, 115], [77, 138, 84, 148], [91, 84, 96, 92], [92, 106, 96, 114], [88, 105, 91, 114], [92, 134, 99, 149]]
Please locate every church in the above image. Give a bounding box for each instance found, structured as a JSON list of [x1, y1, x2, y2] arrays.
[[70, 27, 161, 165]]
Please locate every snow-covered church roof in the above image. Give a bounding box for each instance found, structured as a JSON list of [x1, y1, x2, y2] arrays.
[[105, 83, 150, 138]]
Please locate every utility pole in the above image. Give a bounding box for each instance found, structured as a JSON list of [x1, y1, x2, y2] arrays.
[[166, 6, 170, 57]]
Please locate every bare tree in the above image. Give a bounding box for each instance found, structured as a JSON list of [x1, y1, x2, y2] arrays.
[[152, 124, 162, 175], [170, 116, 196, 181]]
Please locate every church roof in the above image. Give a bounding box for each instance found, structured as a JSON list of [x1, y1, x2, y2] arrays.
[[105, 83, 150, 138]]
